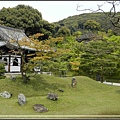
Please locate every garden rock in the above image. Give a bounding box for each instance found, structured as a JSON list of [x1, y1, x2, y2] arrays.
[[33, 104, 48, 112], [10, 74, 16, 80], [0, 91, 12, 98], [71, 77, 77, 87], [18, 93, 26, 106], [58, 89, 64, 92], [47, 93, 58, 101]]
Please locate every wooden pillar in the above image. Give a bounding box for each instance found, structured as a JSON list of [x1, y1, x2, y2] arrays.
[[8, 55, 10, 72], [20, 56, 22, 72]]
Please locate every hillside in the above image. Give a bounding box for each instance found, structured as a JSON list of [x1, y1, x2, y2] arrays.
[[0, 74, 120, 116], [54, 12, 120, 35]]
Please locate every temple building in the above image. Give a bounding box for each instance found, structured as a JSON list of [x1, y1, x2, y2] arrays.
[[0, 25, 36, 73]]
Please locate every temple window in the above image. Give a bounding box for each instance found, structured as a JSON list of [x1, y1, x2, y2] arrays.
[[3, 57, 7, 65], [13, 57, 18, 66]]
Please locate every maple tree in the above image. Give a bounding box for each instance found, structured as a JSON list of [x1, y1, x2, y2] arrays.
[[29, 35, 68, 76]]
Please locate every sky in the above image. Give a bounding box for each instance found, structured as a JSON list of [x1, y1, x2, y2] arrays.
[[0, 1, 120, 23]]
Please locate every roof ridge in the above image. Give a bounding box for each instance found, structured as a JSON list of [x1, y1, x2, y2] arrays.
[[0, 25, 24, 33], [0, 28, 10, 41]]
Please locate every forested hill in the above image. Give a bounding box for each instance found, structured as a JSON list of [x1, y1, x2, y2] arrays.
[[0, 4, 120, 38], [54, 12, 120, 35]]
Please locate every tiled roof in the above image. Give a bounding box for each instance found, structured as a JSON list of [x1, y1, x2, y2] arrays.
[[0, 41, 6, 47], [0, 25, 35, 51], [0, 25, 28, 41]]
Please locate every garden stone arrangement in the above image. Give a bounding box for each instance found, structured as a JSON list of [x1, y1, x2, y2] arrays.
[[0, 91, 12, 98], [71, 77, 77, 87], [10, 74, 16, 81], [58, 88, 64, 92], [33, 104, 48, 112], [18, 93, 27, 106], [47, 93, 58, 101]]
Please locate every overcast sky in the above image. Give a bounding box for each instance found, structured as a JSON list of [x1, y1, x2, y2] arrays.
[[0, 1, 120, 23]]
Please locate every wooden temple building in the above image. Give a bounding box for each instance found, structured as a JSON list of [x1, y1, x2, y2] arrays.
[[0, 25, 36, 73]]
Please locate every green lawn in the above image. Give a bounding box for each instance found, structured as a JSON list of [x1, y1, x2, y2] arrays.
[[0, 74, 120, 118]]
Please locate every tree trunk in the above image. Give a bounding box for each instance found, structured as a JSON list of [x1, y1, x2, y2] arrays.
[[21, 53, 28, 83]]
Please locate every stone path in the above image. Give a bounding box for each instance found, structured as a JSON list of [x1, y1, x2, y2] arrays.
[[103, 81, 120, 86]]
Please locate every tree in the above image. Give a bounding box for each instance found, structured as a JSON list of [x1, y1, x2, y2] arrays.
[[28, 33, 53, 74], [73, 31, 82, 37], [8, 40, 32, 83], [5, 30, 44, 83], [0, 5, 42, 35], [76, 1, 120, 81], [0, 5, 55, 39], [39, 20, 55, 40], [56, 26, 71, 37], [29, 35, 71, 77], [84, 20, 100, 31], [0, 63, 6, 79], [79, 39, 120, 81], [49, 36, 81, 76], [29, 35, 80, 77], [53, 24, 61, 37]]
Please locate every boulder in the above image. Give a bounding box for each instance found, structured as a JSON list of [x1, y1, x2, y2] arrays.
[[71, 77, 77, 87], [47, 93, 58, 101], [10, 74, 16, 80], [33, 104, 48, 112], [18, 93, 26, 106], [0, 91, 12, 98]]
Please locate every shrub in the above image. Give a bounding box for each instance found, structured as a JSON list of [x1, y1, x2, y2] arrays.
[[0, 63, 6, 79]]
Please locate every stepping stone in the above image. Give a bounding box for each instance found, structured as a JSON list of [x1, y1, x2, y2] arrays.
[[33, 104, 48, 112], [47, 93, 58, 101]]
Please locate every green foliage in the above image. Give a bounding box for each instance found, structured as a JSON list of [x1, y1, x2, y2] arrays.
[[79, 39, 120, 80], [51, 36, 81, 76], [0, 63, 6, 77], [0, 5, 42, 34], [0, 5, 55, 39], [84, 20, 100, 31], [39, 20, 55, 40], [55, 12, 120, 35], [107, 29, 114, 37], [0, 63, 5, 75], [56, 26, 71, 37], [30, 35, 82, 77], [73, 31, 82, 37]]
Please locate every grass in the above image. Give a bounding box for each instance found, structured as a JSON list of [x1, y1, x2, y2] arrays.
[[0, 74, 120, 118]]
